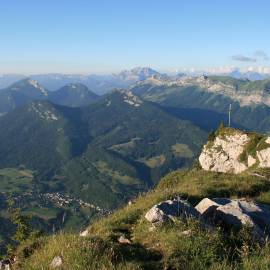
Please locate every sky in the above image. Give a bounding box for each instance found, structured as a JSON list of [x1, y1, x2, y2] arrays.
[[0, 0, 270, 74]]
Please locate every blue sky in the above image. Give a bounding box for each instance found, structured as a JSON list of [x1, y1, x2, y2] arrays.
[[0, 0, 270, 74]]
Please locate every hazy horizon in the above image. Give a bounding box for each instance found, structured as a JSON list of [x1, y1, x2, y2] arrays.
[[1, 0, 270, 74]]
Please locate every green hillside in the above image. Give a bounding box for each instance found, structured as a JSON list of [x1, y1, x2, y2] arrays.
[[0, 91, 206, 247], [49, 83, 98, 107], [13, 167, 270, 269]]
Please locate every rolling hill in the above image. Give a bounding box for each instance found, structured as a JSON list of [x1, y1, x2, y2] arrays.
[[0, 79, 99, 114], [0, 90, 206, 210], [49, 83, 98, 107]]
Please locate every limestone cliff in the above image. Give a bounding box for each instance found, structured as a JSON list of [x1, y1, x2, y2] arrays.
[[199, 127, 270, 174]]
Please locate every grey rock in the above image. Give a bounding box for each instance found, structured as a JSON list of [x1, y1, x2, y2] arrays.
[[216, 200, 256, 228], [145, 199, 199, 224], [118, 235, 131, 244], [233, 199, 270, 235], [196, 198, 270, 240]]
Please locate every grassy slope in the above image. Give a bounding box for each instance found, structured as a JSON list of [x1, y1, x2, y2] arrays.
[[0, 168, 33, 193], [15, 168, 270, 269]]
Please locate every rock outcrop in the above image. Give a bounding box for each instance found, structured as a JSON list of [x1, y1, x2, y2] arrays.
[[146, 197, 270, 241], [145, 199, 200, 224], [195, 198, 270, 240], [199, 127, 270, 174]]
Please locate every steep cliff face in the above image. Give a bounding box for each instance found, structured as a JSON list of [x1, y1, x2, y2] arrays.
[[199, 127, 270, 174]]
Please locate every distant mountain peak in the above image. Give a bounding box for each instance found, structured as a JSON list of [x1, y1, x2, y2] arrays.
[[25, 78, 48, 96], [115, 67, 161, 82], [49, 83, 98, 107], [10, 78, 48, 96], [67, 83, 88, 89], [111, 89, 143, 107]]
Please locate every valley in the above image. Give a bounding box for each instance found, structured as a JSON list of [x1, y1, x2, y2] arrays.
[[2, 1, 270, 268], [2, 71, 270, 266]]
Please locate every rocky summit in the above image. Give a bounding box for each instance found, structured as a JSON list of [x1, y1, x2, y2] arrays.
[[199, 126, 270, 173]]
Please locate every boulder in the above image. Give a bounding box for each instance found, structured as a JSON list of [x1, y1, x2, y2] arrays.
[[50, 256, 63, 268], [79, 229, 89, 237], [196, 198, 270, 240], [146, 197, 270, 240], [216, 200, 256, 228], [118, 235, 131, 245], [235, 199, 270, 235], [195, 198, 233, 228], [145, 199, 199, 224], [196, 198, 220, 214]]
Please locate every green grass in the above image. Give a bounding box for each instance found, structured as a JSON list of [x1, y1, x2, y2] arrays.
[[238, 133, 263, 164], [14, 168, 270, 269], [0, 168, 33, 193], [95, 161, 141, 185], [23, 207, 61, 221]]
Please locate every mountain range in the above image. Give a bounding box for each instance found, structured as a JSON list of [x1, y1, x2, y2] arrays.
[[0, 79, 98, 114], [130, 75, 270, 133], [1, 67, 269, 95], [2, 72, 270, 252], [0, 90, 206, 209], [0, 67, 162, 95]]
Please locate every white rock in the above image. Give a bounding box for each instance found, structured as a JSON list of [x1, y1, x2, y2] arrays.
[[199, 132, 249, 174], [50, 256, 63, 268], [28, 79, 48, 96], [265, 137, 270, 144], [248, 155, 256, 167], [79, 229, 89, 237], [118, 235, 131, 244], [195, 198, 221, 215], [257, 147, 270, 168], [181, 229, 192, 236]]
